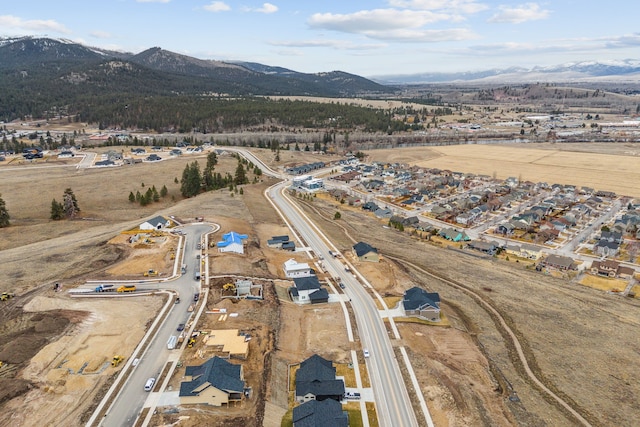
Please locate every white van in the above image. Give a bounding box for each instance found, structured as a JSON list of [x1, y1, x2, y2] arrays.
[[144, 377, 156, 392]]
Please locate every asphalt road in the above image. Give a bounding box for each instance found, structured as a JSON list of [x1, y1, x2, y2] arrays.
[[268, 181, 418, 427], [99, 224, 212, 427]]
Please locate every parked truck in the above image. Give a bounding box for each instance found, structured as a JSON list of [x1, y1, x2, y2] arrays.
[[95, 284, 115, 292], [167, 335, 178, 350], [117, 285, 136, 293]]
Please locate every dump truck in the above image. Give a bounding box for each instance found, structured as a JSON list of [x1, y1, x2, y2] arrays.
[[95, 284, 115, 292], [223, 283, 236, 291], [117, 285, 136, 293], [143, 269, 159, 277]]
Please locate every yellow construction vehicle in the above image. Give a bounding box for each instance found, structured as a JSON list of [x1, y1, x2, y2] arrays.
[[222, 283, 236, 291], [1, 292, 14, 301], [187, 337, 196, 348], [143, 269, 159, 277], [117, 285, 136, 293], [111, 356, 124, 367]]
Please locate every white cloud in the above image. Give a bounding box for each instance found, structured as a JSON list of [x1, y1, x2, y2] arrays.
[[488, 3, 550, 24], [0, 15, 71, 34], [307, 9, 477, 42], [136, 0, 171, 3], [309, 9, 453, 33], [269, 39, 386, 50], [243, 3, 279, 14], [388, 0, 488, 14], [203, 1, 231, 12], [90, 30, 112, 39]]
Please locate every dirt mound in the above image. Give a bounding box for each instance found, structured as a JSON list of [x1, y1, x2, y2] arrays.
[[0, 379, 33, 406]]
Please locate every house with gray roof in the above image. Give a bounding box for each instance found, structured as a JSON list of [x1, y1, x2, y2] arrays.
[[290, 277, 328, 304], [403, 287, 441, 322], [140, 215, 171, 230], [293, 399, 348, 427], [352, 242, 379, 262], [295, 354, 345, 403], [179, 356, 245, 406]]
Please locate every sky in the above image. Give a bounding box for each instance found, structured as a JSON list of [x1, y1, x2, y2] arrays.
[[1, 1, 639, 77]]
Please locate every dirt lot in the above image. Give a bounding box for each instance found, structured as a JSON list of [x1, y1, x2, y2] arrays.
[[0, 291, 162, 427], [365, 142, 640, 198]]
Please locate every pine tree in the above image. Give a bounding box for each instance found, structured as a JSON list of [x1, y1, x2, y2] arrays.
[[50, 199, 65, 220], [206, 151, 218, 170], [0, 194, 10, 227], [128, 191, 135, 202], [234, 159, 247, 185], [63, 188, 80, 218], [181, 161, 202, 197], [160, 185, 168, 198]]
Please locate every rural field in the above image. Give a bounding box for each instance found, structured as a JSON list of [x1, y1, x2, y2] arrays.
[[1, 141, 639, 427], [366, 142, 640, 198]]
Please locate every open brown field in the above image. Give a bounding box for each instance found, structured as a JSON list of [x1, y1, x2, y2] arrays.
[[295, 193, 640, 427], [366, 142, 640, 197]]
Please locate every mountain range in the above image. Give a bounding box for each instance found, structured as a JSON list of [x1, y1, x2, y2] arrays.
[[0, 36, 390, 98], [371, 60, 640, 85]]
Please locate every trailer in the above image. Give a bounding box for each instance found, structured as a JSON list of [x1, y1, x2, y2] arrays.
[[167, 335, 178, 350], [95, 284, 115, 292]]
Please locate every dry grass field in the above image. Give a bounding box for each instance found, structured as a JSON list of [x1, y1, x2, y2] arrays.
[[295, 193, 640, 427], [366, 142, 640, 197]]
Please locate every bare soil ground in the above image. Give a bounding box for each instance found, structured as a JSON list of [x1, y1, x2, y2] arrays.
[[365, 142, 640, 197], [0, 291, 162, 427], [298, 193, 640, 426]]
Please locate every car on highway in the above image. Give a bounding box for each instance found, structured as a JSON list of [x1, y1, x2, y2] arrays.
[[363, 349, 370, 358], [177, 323, 185, 331], [144, 377, 156, 392], [339, 282, 345, 289]]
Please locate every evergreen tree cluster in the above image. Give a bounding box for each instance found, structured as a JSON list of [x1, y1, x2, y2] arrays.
[[129, 184, 168, 206], [51, 188, 80, 220]]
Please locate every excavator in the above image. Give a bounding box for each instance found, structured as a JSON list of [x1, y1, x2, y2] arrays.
[[1, 292, 14, 301], [187, 337, 196, 348], [143, 269, 159, 277], [222, 283, 236, 292], [111, 356, 124, 367]]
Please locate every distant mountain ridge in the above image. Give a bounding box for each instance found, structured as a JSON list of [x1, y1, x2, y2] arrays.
[[371, 60, 640, 84], [0, 36, 389, 97]]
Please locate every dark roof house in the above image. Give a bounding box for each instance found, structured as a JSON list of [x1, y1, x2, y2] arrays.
[[179, 356, 245, 406], [293, 399, 349, 427], [403, 287, 441, 322]]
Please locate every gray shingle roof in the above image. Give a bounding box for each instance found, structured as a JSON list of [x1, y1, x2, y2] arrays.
[[293, 399, 348, 427], [353, 242, 377, 257], [180, 356, 244, 397], [403, 287, 440, 311]]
